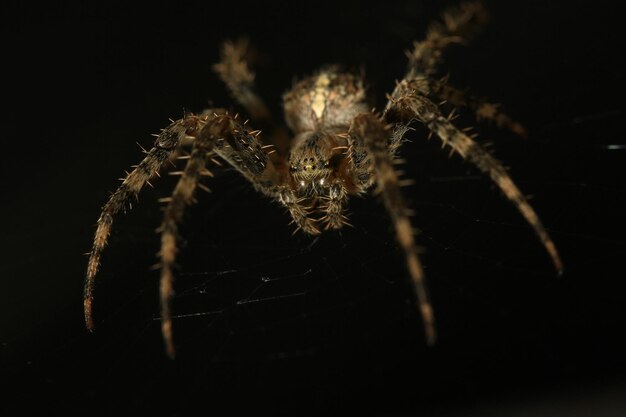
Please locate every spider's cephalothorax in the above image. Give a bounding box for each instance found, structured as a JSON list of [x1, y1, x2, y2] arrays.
[[85, 2, 562, 358], [284, 70, 372, 218]]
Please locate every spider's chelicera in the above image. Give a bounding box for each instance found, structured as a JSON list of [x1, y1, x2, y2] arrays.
[[85, 2, 562, 358]]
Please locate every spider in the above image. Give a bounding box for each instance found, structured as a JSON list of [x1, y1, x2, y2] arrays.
[[85, 1, 562, 358]]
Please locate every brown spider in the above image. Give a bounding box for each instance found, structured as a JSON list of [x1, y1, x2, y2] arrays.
[[85, 1, 562, 358]]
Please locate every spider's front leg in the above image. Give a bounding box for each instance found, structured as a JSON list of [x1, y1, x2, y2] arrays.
[[349, 113, 436, 345], [158, 112, 282, 357], [384, 80, 563, 273], [85, 114, 208, 331]]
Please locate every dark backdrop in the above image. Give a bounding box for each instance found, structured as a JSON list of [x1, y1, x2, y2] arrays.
[[2, 1, 625, 416]]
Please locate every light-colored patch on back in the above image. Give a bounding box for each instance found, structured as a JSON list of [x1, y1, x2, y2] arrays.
[[311, 72, 331, 120]]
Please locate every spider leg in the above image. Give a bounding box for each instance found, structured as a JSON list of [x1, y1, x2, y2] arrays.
[[84, 115, 205, 331], [158, 120, 218, 359], [430, 77, 527, 138], [387, 0, 490, 154], [213, 38, 292, 156], [158, 112, 294, 357], [350, 113, 436, 345], [407, 1, 488, 77], [384, 86, 563, 273], [205, 114, 319, 234], [213, 38, 272, 123]]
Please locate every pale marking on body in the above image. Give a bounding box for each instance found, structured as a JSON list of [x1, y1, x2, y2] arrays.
[[311, 73, 331, 119]]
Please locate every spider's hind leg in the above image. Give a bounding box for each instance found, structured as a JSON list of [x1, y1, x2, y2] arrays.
[[213, 39, 271, 123], [213, 39, 292, 155], [431, 77, 528, 138], [407, 1, 489, 77]]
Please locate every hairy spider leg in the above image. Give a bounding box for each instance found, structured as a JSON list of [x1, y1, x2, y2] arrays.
[[84, 116, 204, 331], [407, 2, 526, 137], [213, 39, 272, 122], [382, 0, 561, 272], [430, 77, 528, 138], [385, 81, 563, 273], [158, 112, 308, 357], [350, 113, 436, 345], [213, 39, 293, 156], [407, 1, 489, 77], [387, 1, 489, 156], [157, 118, 219, 359]]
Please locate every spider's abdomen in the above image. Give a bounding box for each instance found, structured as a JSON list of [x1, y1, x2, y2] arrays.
[[283, 68, 368, 133]]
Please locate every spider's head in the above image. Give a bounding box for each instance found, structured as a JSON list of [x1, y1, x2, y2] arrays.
[[288, 132, 343, 194]]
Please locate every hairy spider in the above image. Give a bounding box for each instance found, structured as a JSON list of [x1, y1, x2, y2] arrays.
[[85, 1, 562, 358]]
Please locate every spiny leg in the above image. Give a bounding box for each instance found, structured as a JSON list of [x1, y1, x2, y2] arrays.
[[158, 125, 216, 359], [196, 111, 318, 235], [84, 116, 203, 331], [430, 77, 527, 138], [350, 113, 436, 345], [407, 1, 488, 77], [212, 39, 272, 123], [158, 113, 290, 357], [212, 39, 292, 156], [388, 1, 488, 156], [205, 113, 319, 235], [385, 89, 563, 273]]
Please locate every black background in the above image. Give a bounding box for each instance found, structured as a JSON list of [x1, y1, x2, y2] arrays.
[[2, 1, 625, 416]]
